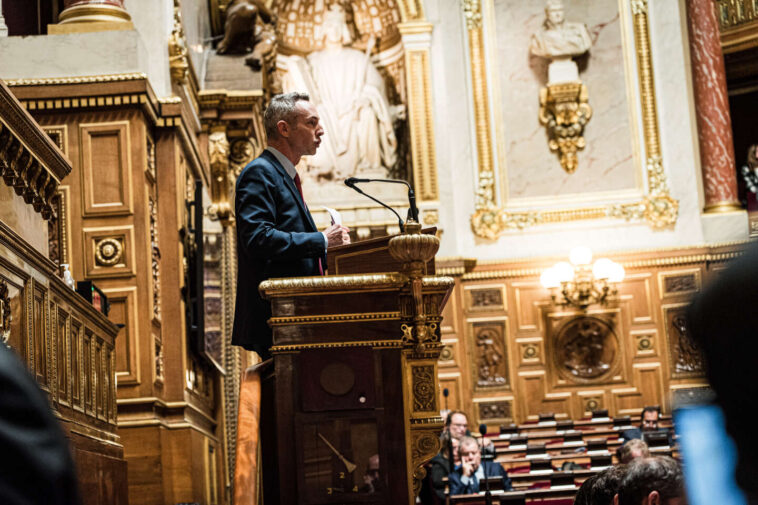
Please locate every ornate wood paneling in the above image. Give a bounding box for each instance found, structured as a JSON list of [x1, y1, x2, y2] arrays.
[[82, 225, 136, 278], [467, 317, 509, 391], [439, 243, 741, 427], [105, 286, 140, 386], [79, 121, 133, 217], [663, 304, 705, 379]]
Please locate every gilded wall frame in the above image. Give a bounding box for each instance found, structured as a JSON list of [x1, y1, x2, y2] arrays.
[[466, 0, 678, 238]]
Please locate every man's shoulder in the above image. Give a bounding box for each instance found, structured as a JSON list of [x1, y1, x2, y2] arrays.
[[237, 153, 282, 182]]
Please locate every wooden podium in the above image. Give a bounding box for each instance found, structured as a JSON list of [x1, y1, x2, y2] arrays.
[[258, 223, 452, 504]]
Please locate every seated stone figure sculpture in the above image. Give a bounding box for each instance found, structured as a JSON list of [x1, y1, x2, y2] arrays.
[[283, 4, 400, 182]]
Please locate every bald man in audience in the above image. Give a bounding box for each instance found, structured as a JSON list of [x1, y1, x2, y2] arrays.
[[449, 436, 512, 495], [615, 456, 685, 505], [617, 439, 650, 465]]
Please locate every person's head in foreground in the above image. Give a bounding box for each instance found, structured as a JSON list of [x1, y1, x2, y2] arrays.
[[615, 456, 685, 505], [617, 439, 650, 465], [574, 465, 626, 505]]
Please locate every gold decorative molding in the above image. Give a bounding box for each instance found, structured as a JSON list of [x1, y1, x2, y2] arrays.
[[208, 130, 232, 222], [0, 81, 69, 221], [268, 311, 401, 326], [538, 82, 593, 174], [57, 3, 132, 24], [4, 73, 147, 86], [260, 273, 407, 297], [468, 0, 678, 236], [402, 42, 439, 202], [463, 0, 483, 30], [169, 0, 190, 86], [270, 340, 404, 354], [718, 0, 758, 53]]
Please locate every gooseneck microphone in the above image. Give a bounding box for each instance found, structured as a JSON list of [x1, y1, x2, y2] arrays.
[[344, 178, 406, 232], [344, 177, 420, 225]]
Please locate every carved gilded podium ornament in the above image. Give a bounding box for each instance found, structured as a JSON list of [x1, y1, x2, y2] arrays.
[[538, 83, 592, 174]]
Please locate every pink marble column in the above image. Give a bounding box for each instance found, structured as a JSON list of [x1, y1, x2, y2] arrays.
[[685, 0, 741, 212]]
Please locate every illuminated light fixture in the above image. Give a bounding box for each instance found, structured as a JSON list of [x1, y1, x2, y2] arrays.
[[540, 247, 625, 310]]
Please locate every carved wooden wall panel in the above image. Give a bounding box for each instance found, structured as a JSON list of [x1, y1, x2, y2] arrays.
[[106, 286, 140, 386], [79, 121, 133, 217], [511, 282, 544, 333], [468, 318, 509, 391], [617, 273, 655, 324], [439, 244, 738, 427], [663, 304, 705, 379]]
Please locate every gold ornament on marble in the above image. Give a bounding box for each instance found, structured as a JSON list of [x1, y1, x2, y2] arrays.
[[538, 82, 592, 174], [467, 0, 678, 237], [95, 238, 123, 266], [463, 0, 483, 30], [169, 1, 190, 85]]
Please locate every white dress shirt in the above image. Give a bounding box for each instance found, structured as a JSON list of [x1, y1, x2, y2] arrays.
[[265, 147, 328, 249]]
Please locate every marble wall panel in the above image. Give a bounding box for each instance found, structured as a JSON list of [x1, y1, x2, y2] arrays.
[[491, 0, 637, 202]]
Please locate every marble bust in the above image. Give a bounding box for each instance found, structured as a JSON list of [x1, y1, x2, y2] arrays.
[[530, 0, 592, 83]]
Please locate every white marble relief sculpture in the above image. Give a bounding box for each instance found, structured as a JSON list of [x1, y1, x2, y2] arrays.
[[283, 4, 401, 182]]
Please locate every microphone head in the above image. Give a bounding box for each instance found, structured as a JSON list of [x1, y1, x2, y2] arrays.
[[443, 388, 449, 397], [345, 177, 356, 186], [479, 423, 487, 436]]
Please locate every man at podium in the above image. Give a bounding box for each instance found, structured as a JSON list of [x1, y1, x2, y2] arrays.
[[232, 92, 350, 359]]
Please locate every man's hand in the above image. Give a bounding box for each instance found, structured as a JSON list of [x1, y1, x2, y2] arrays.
[[461, 459, 474, 477], [325, 224, 350, 246]]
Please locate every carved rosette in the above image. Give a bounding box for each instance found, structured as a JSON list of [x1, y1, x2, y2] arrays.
[[538, 82, 593, 174], [95, 238, 123, 266]]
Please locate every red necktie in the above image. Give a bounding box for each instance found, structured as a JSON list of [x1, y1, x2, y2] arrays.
[[294, 173, 324, 276]]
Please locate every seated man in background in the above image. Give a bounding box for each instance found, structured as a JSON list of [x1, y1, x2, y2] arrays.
[[621, 407, 667, 444], [573, 465, 626, 505], [449, 436, 512, 495], [428, 432, 460, 500], [444, 410, 494, 454], [615, 456, 685, 505], [616, 439, 650, 465]]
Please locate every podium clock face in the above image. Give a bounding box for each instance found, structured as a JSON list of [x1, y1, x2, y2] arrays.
[[300, 418, 383, 503]]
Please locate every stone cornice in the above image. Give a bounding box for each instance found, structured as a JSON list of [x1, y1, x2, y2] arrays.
[[0, 79, 71, 219]]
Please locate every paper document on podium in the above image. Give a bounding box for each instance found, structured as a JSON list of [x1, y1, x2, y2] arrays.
[[322, 206, 342, 225]]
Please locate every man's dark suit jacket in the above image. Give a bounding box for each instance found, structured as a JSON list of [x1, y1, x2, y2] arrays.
[[449, 460, 512, 495], [0, 344, 81, 505], [232, 149, 326, 358]]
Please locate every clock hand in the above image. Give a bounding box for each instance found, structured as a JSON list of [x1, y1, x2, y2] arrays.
[[317, 432, 357, 473]]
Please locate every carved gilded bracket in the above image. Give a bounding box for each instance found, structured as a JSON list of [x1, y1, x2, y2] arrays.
[[538, 82, 593, 174], [208, 130, 233, 223], [468, 0, 678, 237]]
